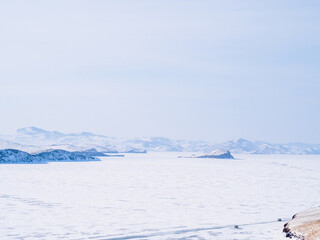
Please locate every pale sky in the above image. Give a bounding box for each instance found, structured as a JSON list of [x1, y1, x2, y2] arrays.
[[0, 0, 319, 143]]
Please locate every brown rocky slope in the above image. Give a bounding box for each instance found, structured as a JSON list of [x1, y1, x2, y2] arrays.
[[284, 207, 320, 240]]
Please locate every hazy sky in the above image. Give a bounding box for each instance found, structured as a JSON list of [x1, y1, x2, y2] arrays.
[[0, 0, 319, 143]]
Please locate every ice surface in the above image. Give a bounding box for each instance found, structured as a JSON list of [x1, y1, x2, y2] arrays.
[[1, 153, 320, 239]]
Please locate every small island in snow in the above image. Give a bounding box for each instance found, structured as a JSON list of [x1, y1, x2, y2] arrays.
[[179, 150, 234, 159], [126, 149, 147, 153]]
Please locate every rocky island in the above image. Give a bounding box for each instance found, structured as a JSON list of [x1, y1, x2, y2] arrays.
[[180, 150, 234, 159]]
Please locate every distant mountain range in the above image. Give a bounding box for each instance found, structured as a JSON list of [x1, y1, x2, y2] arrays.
[[1, 127, 320, 154], [209, 138, 320, 154]]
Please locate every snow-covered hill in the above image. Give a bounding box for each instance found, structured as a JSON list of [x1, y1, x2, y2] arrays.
[[1, 127, 320, 154]]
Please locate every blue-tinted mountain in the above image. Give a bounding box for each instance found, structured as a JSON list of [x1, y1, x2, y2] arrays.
[[0, 149, 98, 163]]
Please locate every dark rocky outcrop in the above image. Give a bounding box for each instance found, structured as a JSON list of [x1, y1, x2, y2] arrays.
[[35, 149, 97, 162], [0, 149, 36, 163], [0, 149, 98, 163]]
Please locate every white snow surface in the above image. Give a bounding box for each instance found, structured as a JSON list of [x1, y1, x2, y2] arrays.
[[1, 153, 320, 239]]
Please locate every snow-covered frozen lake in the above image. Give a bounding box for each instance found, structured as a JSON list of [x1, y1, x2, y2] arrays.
[[1, 152, 320, 240]]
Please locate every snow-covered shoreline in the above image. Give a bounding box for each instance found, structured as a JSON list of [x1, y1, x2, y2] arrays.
[[0, 149, 100, 163], [284, 207, 320, 240]]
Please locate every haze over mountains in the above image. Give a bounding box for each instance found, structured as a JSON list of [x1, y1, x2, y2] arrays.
[[1, 127, 320, 154]]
